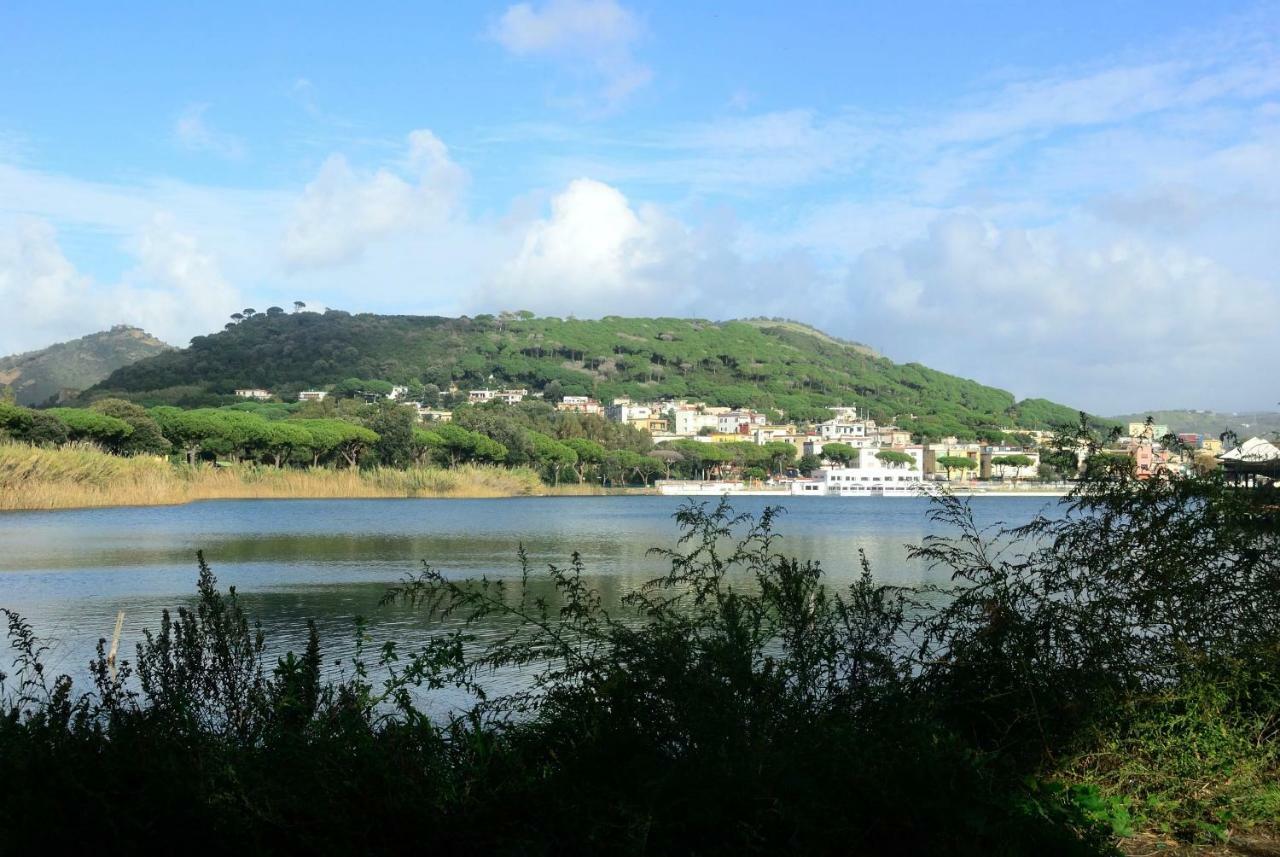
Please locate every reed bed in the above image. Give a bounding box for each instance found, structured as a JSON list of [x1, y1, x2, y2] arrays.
[[0, 442, 544, 510]]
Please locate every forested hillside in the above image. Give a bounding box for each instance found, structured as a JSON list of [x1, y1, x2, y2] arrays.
[[89, 311, 1085, 437], [1109, 409, 1280, 439], [0, 325, 171, 405]]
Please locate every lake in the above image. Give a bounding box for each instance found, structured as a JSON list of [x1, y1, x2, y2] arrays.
[[0, 495, 1059, 687]]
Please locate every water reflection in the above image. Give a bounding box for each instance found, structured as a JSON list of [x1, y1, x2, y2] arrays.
[[0, 495, 1058, 684]]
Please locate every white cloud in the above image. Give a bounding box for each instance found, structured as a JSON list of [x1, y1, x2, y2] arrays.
[[846, 214, 1280, 413], [490, 0, 651, 108], [0, 219, 97, 349], [0, 216, 242, 353], [281, 130, 467, 269], [481, 177, 827, 320], [173, 103, 246, 159], [487, 178, 681, 314]]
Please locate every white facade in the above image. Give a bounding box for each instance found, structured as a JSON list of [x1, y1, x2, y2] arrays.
[[674, 409, 720, 436], [856, 445, 925, 471], [297, 390, 328, 402], [556, 396, 601, 414], [790, 465, 928, 496], [234, 388, 272, 400], [416, 407, 453, 423], [388, 385, 409, 400], [608, 402, 654, 422], [498, 388, 528, 404], [817, 418, 869, 442], [716, 411, 766, 434]]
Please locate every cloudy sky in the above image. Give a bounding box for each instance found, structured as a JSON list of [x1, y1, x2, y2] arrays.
[[2, 1, 1278, 414]]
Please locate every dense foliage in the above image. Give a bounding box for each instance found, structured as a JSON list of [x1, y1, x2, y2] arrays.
[[1, 461, 1275, 854], [87, 311, 1090, 439]]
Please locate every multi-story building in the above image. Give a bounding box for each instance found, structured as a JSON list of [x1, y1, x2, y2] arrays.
[[607, 399, 655, 423], [297, 390, 328, 402], [556, 395, 602, 414], [922, 442, 981, 480], [672, 408, 718, 436], [469, 388, 527, 404], [716, 410, 767, 435], [497, 388, 528, 405], [816, 415, 868, 443], [874, 429, 913, 447]]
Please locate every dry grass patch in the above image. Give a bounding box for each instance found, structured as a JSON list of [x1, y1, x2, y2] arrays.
[[0, 442, 542, 510]]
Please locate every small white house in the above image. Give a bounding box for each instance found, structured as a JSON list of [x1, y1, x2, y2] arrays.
[[234, 388, 272, 401]]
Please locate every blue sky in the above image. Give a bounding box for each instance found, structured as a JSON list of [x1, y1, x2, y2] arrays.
[[2, 1, 1278, 413]]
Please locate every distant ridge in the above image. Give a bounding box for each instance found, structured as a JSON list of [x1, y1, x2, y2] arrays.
[[1108, 409, 1280, 439], [88, 311, 1088, 439], [0, 325, 172, 406]]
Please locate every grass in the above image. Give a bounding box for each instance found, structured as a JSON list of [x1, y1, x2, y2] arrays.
[[0, 441, 546, 510]]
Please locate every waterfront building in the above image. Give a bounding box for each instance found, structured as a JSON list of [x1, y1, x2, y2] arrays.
[[790, 465, 927, 496]]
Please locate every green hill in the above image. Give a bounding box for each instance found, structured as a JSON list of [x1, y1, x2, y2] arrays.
[[87, 311, 1086, 439], [1, 325, 172, 406], [1109, 409, 1280, 439]]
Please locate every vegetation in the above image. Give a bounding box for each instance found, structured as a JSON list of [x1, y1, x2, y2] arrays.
[[0, 442, 545, 510], [1, 447, 1275, 853], [875, 449, 917, 468], [85, 310, 1090, 439], [936, 454, 978, 480], [0, 325, 170, 406], [1108, 409, 1280, 440]]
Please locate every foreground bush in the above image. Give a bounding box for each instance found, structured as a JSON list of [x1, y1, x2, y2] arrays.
[[1, 470, 1276, 854]]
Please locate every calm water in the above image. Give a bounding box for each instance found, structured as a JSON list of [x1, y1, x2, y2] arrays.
[[0, 495, 1057, 685]]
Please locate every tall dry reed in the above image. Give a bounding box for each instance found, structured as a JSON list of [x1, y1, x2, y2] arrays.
[[0, 442, 543, 510]]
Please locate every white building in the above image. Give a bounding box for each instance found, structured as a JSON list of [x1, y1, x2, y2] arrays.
[[673, 409, 720, 436], [297, 390, 328, 402], [416, 407, 453, 423], [388, 385, 409, 400], [469, 388, 527, 404], [608, 401, 655, 423], [816, 410, 871, 443], [790, 465, 928, 496], [234, 388, 272, 401], [556, 395, 601, 414], [498, 388, 528, 404], [716, 410, 767, 434]]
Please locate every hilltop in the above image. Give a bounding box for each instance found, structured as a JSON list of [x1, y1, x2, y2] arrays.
[[88, 311, 1086, 438], [0, 325, 172, 406]]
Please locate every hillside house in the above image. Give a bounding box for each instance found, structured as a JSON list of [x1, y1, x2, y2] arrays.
[[234, 388, 272, 401]]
